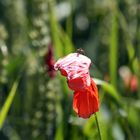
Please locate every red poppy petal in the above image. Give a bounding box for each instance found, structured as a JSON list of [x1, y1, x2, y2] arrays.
[[73, 92, 79, 114], [68, 77, 87, 91], [60, 69, 68, 76], [89, 79, 99, 113], [73, 79, 99, 118], [67, 74, 91, 91]]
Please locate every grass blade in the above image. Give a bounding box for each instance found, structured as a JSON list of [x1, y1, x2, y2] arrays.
[[48, 0, 64, 58], [94, 78, 121, 104], [0, 79, 19, 129], [48, 0, 74, 58], [109, 12, 118, 88]]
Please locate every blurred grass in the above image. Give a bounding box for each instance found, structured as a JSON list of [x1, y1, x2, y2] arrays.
[[94, 78, 121, 104], [109, 10, 118, 88], [0, 79, 19, 129], [48, 0, 74, 58], [0, 0, 140, 139], [48, 0, 64, 58]]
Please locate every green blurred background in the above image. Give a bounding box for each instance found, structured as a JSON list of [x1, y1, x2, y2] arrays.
[[0, 0, 140, 139]]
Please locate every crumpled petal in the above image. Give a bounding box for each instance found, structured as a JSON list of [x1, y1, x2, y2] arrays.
[[73, 79, 99, 118], [54, 53, 91, 79], [54, 53, 99, 119], [67, 74, 91, 91]]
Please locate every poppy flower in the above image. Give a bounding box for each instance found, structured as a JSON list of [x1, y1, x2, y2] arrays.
[[44, 44, 56, 78], [54, 53, 99, 118], [130, 75, 138, 93], [119, 66, 138, 93]]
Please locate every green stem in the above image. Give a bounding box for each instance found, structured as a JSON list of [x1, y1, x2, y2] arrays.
[[109, 11, 118, 88], [95, 113, 102, 140]]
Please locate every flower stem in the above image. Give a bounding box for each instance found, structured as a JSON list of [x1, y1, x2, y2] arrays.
[[95, 113, 102, 140]]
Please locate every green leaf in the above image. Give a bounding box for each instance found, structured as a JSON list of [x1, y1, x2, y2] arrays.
[[93, 78, 121, 104], [48, 0, 74, 58], [0, 79, 19, 129], [59, 28, 74, 55], [109, 11, 118, 88], [48, 0, 64, 58], [54, 123, 64, 140]]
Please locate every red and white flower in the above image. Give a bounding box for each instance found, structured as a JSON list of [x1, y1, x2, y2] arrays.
[[54, 53, 99, 118]]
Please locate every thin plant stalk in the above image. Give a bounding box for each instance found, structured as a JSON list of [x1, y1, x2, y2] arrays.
[[95, 113, 102, 140]]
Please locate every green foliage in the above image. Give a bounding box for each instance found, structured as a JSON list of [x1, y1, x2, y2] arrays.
[[0, 0, 140, 139], [94, 78, 121, 104], [0, 79, 19, 129], [109, 10, 118, 88], [48, 0, 74, 58]]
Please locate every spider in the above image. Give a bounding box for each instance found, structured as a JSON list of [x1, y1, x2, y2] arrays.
[[76, 48, 85, 56]]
